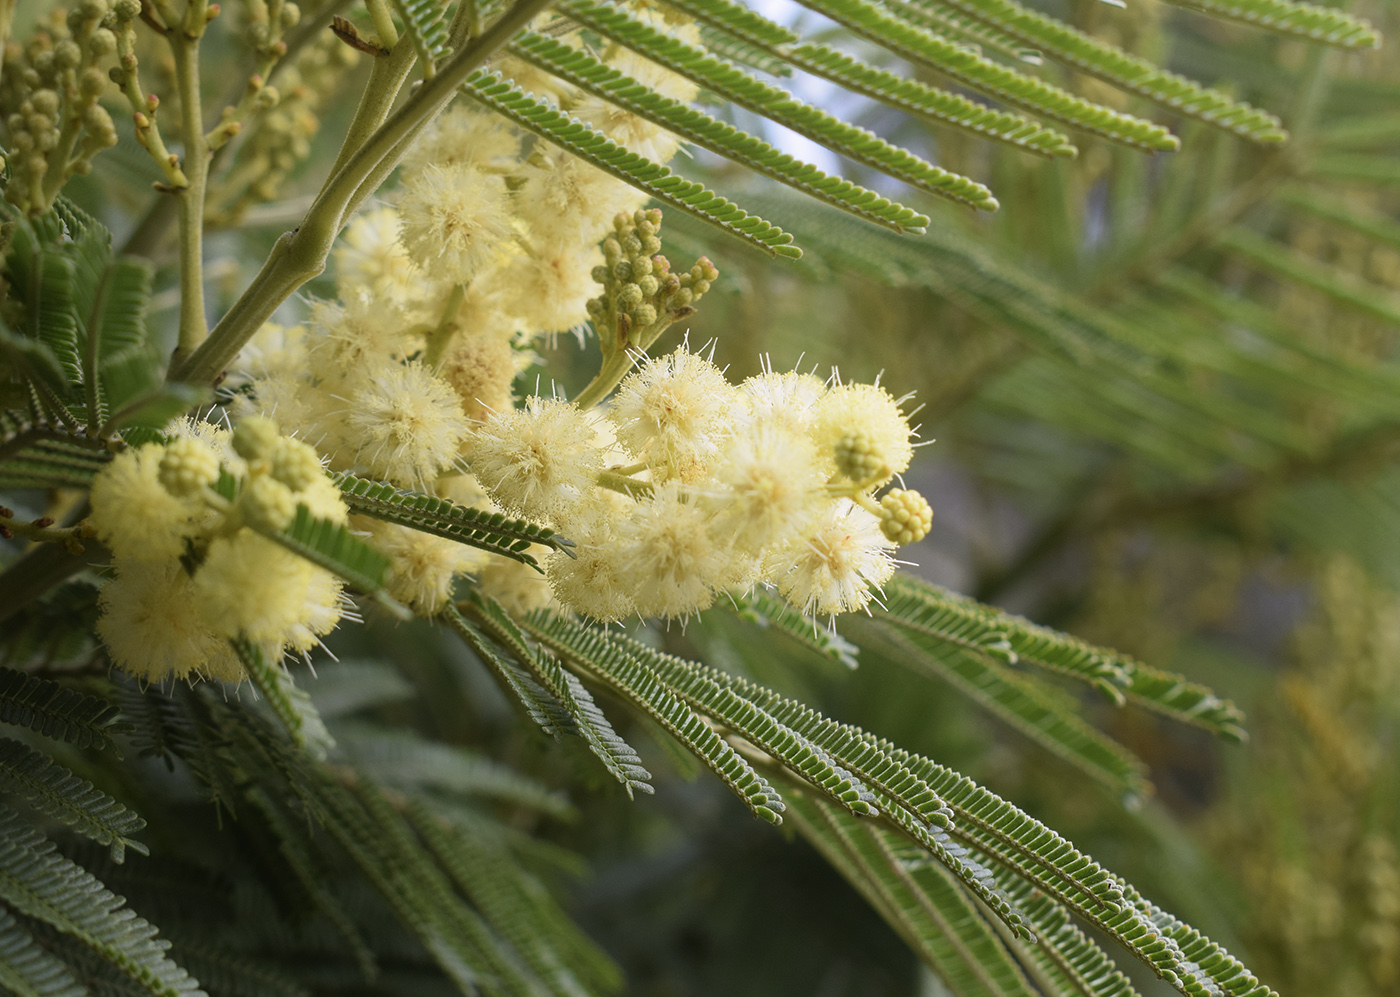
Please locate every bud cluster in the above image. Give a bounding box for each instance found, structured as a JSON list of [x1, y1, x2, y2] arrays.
[[587, 209, 718, 355], [1, 0, 124, 213]]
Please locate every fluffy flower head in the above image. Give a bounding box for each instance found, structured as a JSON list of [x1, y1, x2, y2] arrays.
[[89, 445, 204, 563], [467, 396, 602, 523], [813, 381, 915, 483], [98, 561, 240, 683], [775, 500, 896, 616], [341, 361, 474, 488], [610, 346, 739, 482], [708, 422, 825, 556], [398, 163, 514, 284]]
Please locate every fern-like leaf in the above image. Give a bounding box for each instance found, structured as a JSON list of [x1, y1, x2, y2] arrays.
[[663, 0, 1076, 157], [253, 504, 406, 617], [0, 669, 127, 751], [442, 605, 583, 741], [390, 0, 453, 73], [789, 0, 1182, 150], [1159, 0, 1379, 47], [520, 611, 785, 823], [892, 0, 1292, 142], [510, 31, 942, 223], [778, 781, 1041, 997], [451, 597, 655, 797], [0, 904, 86, 997], [463, 71, 804, 256], [0, 738, 148, 862], [0, 804, 205, 997], [559, 0, 1000, 209], [231, 640, 335, 760], [407, 800, 623, 996], [333, 470, 568, 567], [850, 620, 1152, 798]]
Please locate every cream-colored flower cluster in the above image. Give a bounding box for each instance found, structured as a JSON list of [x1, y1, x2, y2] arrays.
[[469, 348, 930, 621], [90, 417, 350, 683], [230, 21, 699, 619]]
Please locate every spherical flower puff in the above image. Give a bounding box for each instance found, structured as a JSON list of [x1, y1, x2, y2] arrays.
[[401, 105, 523, 177], [610, 347, 741, 483], [614, 484, 731, 619], [477, 553, 559, 617], [439, 330, 517, 424], [497, 238, 600, 338], [812, 381, 915, 484], [340, 361, 474, 489], [545, 491, 635, 621], [363, 519, 486, 614], [193, 532, 323, 645], [304, 297, 411, 373], [89, 445, 205, 563], [775, 499, 896, 617], [332, 206, 423, 313], [398, 162, 515, 284], [705, 422, 826, 557], [739, 368, 827, 439], [98, 561, 240, 683], [514, 147, 645, 246], [466, 395, 602, 524]]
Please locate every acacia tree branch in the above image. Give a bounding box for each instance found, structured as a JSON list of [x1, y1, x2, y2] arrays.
[[167, 0, 555, 387]]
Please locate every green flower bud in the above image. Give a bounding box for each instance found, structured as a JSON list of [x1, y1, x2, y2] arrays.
[[158, 436, 221, 497], [241, 474, 297, 532], [878, 488, 933, 545], [233, 415, 281, 461]]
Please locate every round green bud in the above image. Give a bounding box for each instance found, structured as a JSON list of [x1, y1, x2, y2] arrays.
[[89, 28, 117, 56], [268, 436, 322, 492], [878, 488, 933, 546], [834, 429, 890, 487], [612, 259, 633, 282], [158, 436, 221, 497], [113, 0, 141, 20], [630, 255, 652, 277], [637, 274, 659, 298], [591, 265, 609, 284], [281, 2, 301, 25], [632, 303, 657, 327], [240, 474, 297, 532], [232, 415, 281, 461], [617, 283, 643, 310], [54, 40, 83, 70], [31, 90, 60, 116]]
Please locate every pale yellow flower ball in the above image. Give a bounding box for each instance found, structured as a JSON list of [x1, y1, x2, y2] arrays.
[[775, 499, 896, 617], [97, 561, 240, 683], [89, 445, 204, 563], [398, 162, 514, 284], [341, 361, 474, 489], [610, 347, 742, 483]]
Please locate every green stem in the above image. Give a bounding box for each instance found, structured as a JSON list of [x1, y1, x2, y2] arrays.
[[365, 0, 401, 49], [596, 469, 651, 498], [169, 9, 211, 360], [424, 284, 466, 367], [168, 0, 555, 386], [572, 350, 635, 409]]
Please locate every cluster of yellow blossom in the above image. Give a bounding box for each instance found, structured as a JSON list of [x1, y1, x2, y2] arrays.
[[228, 14, 702, 619], [469, 348, 931, 620], [90, 417, 350, 683]]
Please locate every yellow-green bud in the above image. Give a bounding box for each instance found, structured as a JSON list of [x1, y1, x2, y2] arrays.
[[159, 437, 221, 497], [240, 474, 297, 532], [269, 436, 322, 492], [878, 488, 932, 546], [233, 415, 281, 460], [834, 429, 890, 487]]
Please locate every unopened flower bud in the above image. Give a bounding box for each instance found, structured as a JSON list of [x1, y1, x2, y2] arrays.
[[241, 474, 297, 532], [632, 303, 657, 327], [269, 436, 322, 491], [834, 429, 890, 486], [233, 415, 281, 460], [618, 283, 643, 310], [90, 27, 117, 56], [158, 436, 221, 496], [878, 489, 932, 545]]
